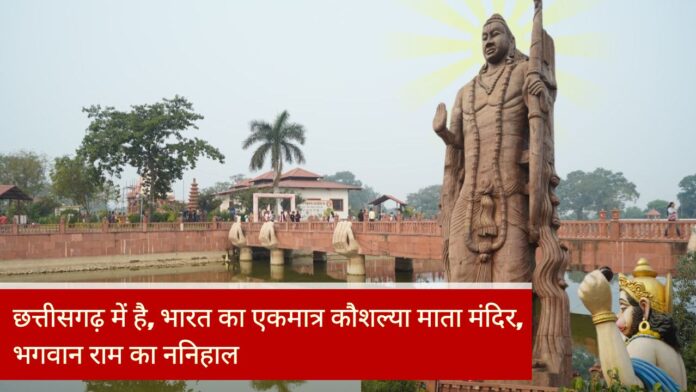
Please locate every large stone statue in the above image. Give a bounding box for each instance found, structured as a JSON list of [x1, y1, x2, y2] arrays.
[[579, 259, 687, 391], [433, 1, 571, 384]]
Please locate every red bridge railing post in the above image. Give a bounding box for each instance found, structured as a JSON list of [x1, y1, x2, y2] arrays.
[[609, 209, 621, 240]]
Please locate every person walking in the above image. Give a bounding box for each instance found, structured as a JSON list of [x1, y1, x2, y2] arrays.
[[664, 202, 681, 237]]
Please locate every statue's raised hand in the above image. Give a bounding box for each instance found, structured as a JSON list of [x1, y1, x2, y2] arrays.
[[433, 103, 448, 134], [259, 222, 278, 249], [228, 221, 247, 247], [578, 270, 613, 315], [332, 221, 359, 256]]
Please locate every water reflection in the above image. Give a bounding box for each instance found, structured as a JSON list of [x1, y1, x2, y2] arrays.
[[84, 381, 194, 392], [250, 381, 306, 392]]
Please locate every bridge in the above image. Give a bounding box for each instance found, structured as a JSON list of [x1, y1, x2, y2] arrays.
[[1, 215, 693, 276]]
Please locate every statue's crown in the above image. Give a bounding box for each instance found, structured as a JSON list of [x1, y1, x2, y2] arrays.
[[618, 258, 672, 314]]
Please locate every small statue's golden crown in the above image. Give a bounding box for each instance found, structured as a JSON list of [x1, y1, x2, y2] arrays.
[[618, 258, 672, 314]]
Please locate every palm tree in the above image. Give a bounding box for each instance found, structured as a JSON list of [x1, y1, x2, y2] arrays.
[[242, 110, 306, 213]]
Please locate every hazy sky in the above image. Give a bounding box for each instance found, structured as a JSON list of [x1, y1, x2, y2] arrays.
[[2, 0, 695, 207]]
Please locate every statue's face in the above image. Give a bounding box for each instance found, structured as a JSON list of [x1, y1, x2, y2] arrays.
[[482, 21, 512, 64], [617, 291, 641, 337]]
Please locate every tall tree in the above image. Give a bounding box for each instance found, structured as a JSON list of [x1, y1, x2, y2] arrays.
[[406, 184, 441, 218], [622, 206, 644, 219], [50, 155, 103, 213], [646, 199, 669, 213], [645, 199, 669, 217], [555, 168, 639, 220], [197, 182, 234, 214], [242, 110, 306, 211], [0, 151, 49, 197], [672, 252, 696, 386], [677, 174, 696, 218], [324, 171, 378, 213], [78, 96, 225, 213]]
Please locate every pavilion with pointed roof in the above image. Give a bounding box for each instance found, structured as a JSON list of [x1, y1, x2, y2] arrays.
[[216, 168, 361, 219]]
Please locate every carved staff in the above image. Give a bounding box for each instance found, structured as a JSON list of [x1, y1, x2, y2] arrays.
[[527, 0, 572, 386], [527, 0, 545, 242]]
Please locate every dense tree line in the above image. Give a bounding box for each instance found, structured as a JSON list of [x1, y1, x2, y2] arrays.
[[0, 96, 225, 222], [399, 168, 696, 221]]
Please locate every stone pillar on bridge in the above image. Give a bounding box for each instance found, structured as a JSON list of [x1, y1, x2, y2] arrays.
[[346, 274, 367, 283], [240, 260, 253, 275], [598, 209, 608, 237], [609, 209, 621, 240], [346, 255, 366, 276], [259, 222, 285, 266], [228, 222, 253, 262], [270, 265, 285, 281], [332, 221, 365, 276]]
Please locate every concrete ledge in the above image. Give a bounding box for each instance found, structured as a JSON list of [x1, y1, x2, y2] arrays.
[[0, 251, 225, 276]]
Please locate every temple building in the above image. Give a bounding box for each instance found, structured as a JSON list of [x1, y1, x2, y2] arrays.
[[216, 168, 360, 220]]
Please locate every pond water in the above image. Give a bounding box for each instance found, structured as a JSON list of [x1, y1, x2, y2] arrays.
[[0, 256, 619, 316], [2, 255, 635, 390]]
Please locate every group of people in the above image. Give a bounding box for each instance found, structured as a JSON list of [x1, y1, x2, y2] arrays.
[[356, 208, 375, 222], [182, 209, 202, 222], [106, 210, 128, 224], [356, 208, 399, 222], [261, 209, 302, 223]]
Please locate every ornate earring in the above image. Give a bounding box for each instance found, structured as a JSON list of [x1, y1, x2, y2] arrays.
[[638, 319, 660, 339]]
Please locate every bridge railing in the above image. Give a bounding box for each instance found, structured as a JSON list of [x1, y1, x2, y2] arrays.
[[1, 219, 693, 242], [147, 222, 180, 232], [17, 224, 61, 234], [399, 221, 441, 235], [620, 220, 694, 241], [556, 221, 608, 239], [66, 223, 102, 233], [557, 219, 696, 241], [107, 223, 142, 232]]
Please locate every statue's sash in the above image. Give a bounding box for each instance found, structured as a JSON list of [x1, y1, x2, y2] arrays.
[[631, 358, 681, 392]]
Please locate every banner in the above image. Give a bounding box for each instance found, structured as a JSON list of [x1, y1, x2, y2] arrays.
[[0, 283, 532, 380]]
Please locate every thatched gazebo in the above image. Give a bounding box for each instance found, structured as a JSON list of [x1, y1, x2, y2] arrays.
[[645, 208, 661, 220], [0, 185, 33, 223]]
